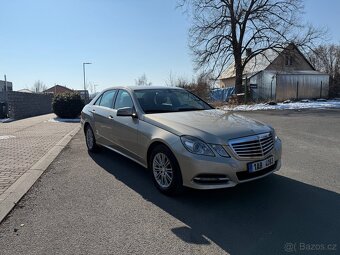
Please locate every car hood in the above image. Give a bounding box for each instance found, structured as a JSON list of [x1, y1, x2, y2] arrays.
[[142, 109, 272, 144]]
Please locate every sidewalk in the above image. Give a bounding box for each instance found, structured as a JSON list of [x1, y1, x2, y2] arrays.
[[0, 114, 80, 220]]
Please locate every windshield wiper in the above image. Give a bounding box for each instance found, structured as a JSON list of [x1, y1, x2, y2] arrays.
[[144, 109, 177, 114], [177, 108, 204, 112]]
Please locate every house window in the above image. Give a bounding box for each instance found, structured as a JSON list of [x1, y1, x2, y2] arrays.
[[285, 55, 293, 66]]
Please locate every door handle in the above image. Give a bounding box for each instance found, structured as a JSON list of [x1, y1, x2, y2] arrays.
[[108, 115, 114, 119], [91, 109, 96, 112]]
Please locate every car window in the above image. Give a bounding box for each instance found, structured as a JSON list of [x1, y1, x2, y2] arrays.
[[94, 95, 102, 106], [134, 89, 212, 114], [99, 90, 116, 108], [114, 90, 133, 109]]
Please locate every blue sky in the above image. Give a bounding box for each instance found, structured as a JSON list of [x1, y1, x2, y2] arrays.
[[0, 0, 339, 92]]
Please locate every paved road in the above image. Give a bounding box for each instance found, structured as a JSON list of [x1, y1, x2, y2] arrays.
[[0, 109, 339, 255], [0, 114, 78, 195]]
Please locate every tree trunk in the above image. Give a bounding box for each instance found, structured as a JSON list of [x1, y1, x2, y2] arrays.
[[234, 57, 244, 94]]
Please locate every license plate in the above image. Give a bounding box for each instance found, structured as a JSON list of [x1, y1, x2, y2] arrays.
[[248, 156, 274, 173]]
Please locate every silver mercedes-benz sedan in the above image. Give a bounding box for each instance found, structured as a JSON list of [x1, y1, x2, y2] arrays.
[[81, 86, 282, 195]]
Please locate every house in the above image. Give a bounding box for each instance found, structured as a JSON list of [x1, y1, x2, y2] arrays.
[[0, 80, 13, 92], [43, 85, 73, 94], [76, 90, 90, 103], [44, 85, 90, 103], [219, 43, 329, 101]]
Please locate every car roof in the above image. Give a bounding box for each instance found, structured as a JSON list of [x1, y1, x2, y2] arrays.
[[102, 86, 184, 92]]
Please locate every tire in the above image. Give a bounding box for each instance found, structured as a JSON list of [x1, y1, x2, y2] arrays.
[[149, 144, 183, 196], [85, 125, 99, 152]]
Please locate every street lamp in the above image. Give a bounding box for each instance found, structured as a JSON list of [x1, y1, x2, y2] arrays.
[[83, 62, 92, 90]]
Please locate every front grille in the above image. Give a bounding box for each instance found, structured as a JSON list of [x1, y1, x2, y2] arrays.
[[229, 132, 274, 158]]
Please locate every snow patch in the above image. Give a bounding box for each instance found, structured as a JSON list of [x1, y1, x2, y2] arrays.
[[222, 100, 340, 111], [0, 135, 16, 140], [0, 118, 14, 123], [47, 117, 80, 123]]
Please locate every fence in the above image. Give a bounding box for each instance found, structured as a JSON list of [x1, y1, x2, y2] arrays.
[[0, 91, 53, 119], [210, 87, 235, 102], [276, 74, 329, 101]]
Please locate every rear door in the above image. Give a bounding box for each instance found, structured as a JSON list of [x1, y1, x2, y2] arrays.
[[93, 89, 117, 146]]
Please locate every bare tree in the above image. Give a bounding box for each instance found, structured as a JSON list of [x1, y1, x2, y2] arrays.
[[174, 72, 212, 101], [193, 72, 213, 100], [309, 44, 340, 97], [135, 74, 152, 86], [166, 72, 190, 87], [31, 80, 47, 93], [180, 0, 325, 93], [166, 72, 176, 87], [309, 44, 340, 78], [87, 81, 96, 94]]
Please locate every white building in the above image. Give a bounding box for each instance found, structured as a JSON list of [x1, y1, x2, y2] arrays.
[[219, 43, 329, 101]]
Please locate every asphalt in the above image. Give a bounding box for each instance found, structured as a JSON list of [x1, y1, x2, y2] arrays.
[[0, 109, 339, 255]]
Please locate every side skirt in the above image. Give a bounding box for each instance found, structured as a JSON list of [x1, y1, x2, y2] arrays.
[[98, 143, 148, 169]]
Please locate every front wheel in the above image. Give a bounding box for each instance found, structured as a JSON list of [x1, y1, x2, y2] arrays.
[[149, 144, 183, 196]]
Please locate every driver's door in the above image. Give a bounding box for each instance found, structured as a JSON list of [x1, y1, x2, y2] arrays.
[[108, 90, 141, 161]]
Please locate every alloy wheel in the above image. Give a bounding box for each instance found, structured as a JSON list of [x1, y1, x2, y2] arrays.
[[152, 152, 173, 188]]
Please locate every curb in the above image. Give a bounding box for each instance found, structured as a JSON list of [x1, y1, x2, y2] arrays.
[[0, 125, 81, 223]]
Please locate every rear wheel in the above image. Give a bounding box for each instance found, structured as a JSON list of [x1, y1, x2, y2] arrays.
[[85, 125, 99, 152], [149, 144, 183, 196]]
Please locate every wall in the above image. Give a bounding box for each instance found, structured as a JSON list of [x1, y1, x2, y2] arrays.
[[0, 91, 53, 119], [250, 71, 277, 101], [276, 74, 329, 101], [250, 70, 330, 101], [219, 77, 236, 88]]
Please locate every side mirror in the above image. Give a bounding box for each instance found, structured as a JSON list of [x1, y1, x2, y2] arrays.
[[116, 107, 138, 118]]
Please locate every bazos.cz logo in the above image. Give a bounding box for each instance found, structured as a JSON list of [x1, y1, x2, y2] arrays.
[[284, 242, 337, 253]]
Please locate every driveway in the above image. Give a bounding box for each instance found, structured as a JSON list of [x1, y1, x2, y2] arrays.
[[0, 109, 339, 255], [0, 114, 79, 195]]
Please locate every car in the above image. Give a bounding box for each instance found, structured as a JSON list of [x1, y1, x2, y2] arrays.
[[81, 86, 282, 195]]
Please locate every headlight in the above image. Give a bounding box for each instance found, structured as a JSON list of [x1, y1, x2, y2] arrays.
[[270, 128, 279, 141], [180, 136, 215, 156], [273, 131, 279, 141], [210, 144, 230, 157]]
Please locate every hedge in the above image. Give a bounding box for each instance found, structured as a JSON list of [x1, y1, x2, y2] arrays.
[[52, 92, 84, 118]]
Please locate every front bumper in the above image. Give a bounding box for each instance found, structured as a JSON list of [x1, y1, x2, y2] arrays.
[[172, 138, 282, 190]]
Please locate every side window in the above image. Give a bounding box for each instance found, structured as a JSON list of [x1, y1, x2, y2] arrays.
[[99, 90, 116, 108], [114, 90, 133, 109], [94, 95, 102, 106]]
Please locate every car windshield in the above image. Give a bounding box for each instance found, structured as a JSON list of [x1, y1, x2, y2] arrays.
[[134, 89, 213, 114]]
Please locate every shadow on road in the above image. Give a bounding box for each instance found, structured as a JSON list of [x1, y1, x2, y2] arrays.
[[89, 148, 340, 255]]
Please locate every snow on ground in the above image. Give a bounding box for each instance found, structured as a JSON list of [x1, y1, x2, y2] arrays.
[[47, 117, 80, 123], [0, 118, 14, 123], [0, 135, 16, 140], [222, 99, 340, 111]]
